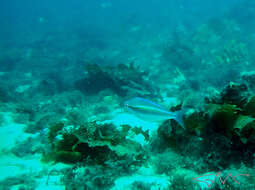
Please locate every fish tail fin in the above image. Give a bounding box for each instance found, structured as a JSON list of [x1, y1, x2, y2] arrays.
[[175, 110, 185, 129]]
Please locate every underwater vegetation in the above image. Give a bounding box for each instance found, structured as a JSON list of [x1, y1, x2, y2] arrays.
[[180, 81, 255, 167], [36, 73, 255, 189], [44, 120, 148, 164], [161, 14, 252, 90], [75, 63, 158, 97], [2, 0, 255, 189]]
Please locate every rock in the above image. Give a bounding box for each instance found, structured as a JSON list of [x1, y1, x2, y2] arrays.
[[242, 71, 255, 89], [219, 82, 249, 107], [74, 63, 158, 97]]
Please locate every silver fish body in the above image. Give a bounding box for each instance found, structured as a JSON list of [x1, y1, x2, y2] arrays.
[[124, 97, 185, 128]]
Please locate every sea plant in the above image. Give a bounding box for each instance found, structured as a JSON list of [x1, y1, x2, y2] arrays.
[[43, 119, 149, 164]]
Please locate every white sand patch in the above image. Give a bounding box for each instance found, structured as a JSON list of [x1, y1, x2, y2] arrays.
[[111, 113, 159, 145], [112, 166, 171, 190], [0, 153, 69, 188], [0, 112, 29, 152], [0, 112, 70, 189], [112, 113, 159, 132], [36, 184, 66, 190], [36, 164, 68, 190], [0, 153, 44, 181]]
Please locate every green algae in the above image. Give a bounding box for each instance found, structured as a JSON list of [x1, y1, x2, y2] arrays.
[[44, 120, 149, 164], [184, 111, 208, 135], [244, 96, 255, 117], [48, 122, 65, 143], [233, 115, 255, 144], [54, 151, 83, 164], [209, 104, 241, 137]]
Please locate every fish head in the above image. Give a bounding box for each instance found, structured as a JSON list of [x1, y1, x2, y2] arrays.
[[123, 100, 132, 112], [123, 98, 142, 113], [124, 97, 144, 107], [124, 97, 140, 109]]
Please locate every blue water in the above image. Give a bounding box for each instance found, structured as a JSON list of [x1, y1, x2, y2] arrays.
[[0, 0, 254, 189]]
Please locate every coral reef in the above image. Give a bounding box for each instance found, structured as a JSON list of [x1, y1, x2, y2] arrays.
[[144, 80, 255, 176], [75, 63, 158, 97], [214, 40, 249, 65], [44, 119, 149, 164], [2, 1, 255, 189]]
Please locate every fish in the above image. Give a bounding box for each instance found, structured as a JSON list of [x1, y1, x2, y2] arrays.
[[124, 97, 185, 128]]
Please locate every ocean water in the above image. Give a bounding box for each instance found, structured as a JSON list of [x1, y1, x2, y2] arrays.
[[1, 0, 255, 189]]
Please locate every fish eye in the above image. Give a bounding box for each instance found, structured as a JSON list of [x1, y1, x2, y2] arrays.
[[124, 103, 130, 108]]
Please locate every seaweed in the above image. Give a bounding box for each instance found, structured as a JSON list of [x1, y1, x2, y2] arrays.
[[53, 151, 83, 163], [74, 63, 158, 97], [153, 80, 255, 172], [44, 119, 148, 164], [184, 111, 208, 135], [219, 82, 249, 107], [209, 104, 241, 138], [48, 122, 65, 143], [242, 71, 255, 89], [244, 96, 255, 117], [233, 115, 255, 144], [214, 40, 249, 66], [75, 63, 125, 96]]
